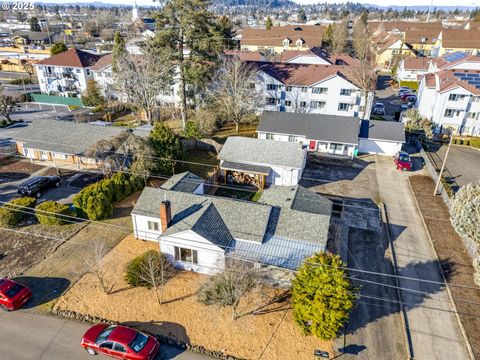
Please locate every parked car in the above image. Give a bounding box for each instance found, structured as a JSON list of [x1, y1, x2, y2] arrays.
[[394, 151, 412, 171], [399, 92, 415, 101], [17, 175, 61, 198], [373, 107, 386, 115], [81, 324, 160, 360], [400, 104, 410, 112], [405, 95, 417, 103], [398, 86, 412, 92], [373, 102, 385, 109], [0, 278, 32, 311]]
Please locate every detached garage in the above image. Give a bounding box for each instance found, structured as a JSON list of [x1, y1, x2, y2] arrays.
[[358, 120, 405, 155]]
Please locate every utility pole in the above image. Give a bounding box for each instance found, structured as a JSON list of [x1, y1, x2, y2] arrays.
[[426, 0, 434, 22], [433, 133, 453, 196]]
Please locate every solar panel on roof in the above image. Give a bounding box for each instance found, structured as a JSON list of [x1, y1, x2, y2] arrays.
[[445, 52, 468, 63]]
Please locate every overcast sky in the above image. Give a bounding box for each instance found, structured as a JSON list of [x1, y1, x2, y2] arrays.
[[27, 0, 480, 7]]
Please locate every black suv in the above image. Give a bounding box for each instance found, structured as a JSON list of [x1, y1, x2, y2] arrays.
[[17, 176, 61, 198]]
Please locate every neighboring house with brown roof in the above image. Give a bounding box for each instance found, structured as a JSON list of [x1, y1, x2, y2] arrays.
[[240, 25, 324, 54], [254, 62, 374, 118], [404, 28, 441, 56], [223, 50, 265, 62], [434, 29, 480, 57], [371, 32, 413, 70], [35, 48, 101, 98], [417, 69, 480, 135], [397, 56, 429, 83]]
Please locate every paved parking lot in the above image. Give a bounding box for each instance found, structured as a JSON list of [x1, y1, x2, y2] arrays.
[[374, 76, 408, 121], [427, 144, 480, 189]]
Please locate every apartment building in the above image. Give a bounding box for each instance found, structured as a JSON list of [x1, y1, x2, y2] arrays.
[[35, 48, 101, 97], [417, 70, 480, 135], [432, 29, 480, 57], [397, 57, 429, 83], [254, 62, 374, 119]]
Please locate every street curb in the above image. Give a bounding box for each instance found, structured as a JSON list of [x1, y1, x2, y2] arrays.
[[408, 180, 475, 360]]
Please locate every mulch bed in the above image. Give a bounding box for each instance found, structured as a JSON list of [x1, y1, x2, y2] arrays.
[[0, 157, 44, 175], [410, 175, 480, 358], [42, 167, 77, 179]]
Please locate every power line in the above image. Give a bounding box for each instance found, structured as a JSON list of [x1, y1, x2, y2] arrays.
[[2, 201, 480, 294], [3, 224, 480, 320]]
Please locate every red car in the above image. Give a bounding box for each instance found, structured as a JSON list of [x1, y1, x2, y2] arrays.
[[394, 151, 412, 171], [81, 324, 160, 360], [0, 278, 32, 311]]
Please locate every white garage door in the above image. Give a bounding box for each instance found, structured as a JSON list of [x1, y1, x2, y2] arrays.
[[359, 138, 402, 156]]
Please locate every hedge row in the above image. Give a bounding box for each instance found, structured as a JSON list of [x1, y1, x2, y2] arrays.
[[35, 201, 73, 225], [453, 138, 480, 148], [0, 197, 37, 227], [73, 172, 143, 220]]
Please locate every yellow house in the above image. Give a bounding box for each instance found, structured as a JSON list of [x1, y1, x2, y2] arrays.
[[372, 33, 414, 70], [435, 29, 480, 57], [404, 28, 441, 57], [240, 25, 324, 55]]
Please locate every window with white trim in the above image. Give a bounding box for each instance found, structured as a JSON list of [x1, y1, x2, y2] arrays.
[[265, 133, 273, 140], [174, 247, 198, 264], [300, 87, 308, 93], [444, 109, 460, 117], [147, 221, 159, 231], [285, 100, 292, 107], [467, 112, 478, 120], [266, 84, 280, 91], [299, 101, 307, 108], [266, 97, 279, 105], [340, 89, 354, 96], [310, 101, 326, 109], [448, 94, 466, 101], [338, 103, 350, 111], [312, 87, 328, 94], [286, 86, 292, 92], [53, 152, 68, 159]]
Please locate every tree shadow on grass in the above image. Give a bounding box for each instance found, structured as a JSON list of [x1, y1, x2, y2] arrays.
[[12, 276, 70, 309]]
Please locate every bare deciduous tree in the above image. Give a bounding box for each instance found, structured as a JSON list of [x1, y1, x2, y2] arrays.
[[330, 21, 348, 54], [114, 46, 174, 125], [84, 241, 112, 294], [345, 56, 377, 120], [197, 261, 259, 320], [352, 18, 372, 61], [207, 57, 262, 133], [137, 251, 174, 304], [0, 86, 20, 123], [85, 131, 156, 177]]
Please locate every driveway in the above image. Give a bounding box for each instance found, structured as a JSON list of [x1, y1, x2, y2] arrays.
[[375, 154, 470, 359], [0, 311, 212, 360], [427, 144, 480, 189], [374, 75, 403, 120], [300, 155, 407, 359]]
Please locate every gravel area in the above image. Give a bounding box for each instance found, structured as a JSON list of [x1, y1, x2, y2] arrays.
[[54, 236, 333, 360], [410, 175, 480, 358]]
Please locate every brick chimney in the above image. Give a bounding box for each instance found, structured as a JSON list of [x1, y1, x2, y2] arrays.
[[159, 200, 171, 232]]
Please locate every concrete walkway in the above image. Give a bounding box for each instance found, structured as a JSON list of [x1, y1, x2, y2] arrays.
[[375, 154, 469, 359]]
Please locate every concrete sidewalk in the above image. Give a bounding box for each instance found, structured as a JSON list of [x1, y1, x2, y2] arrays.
[[375, 154, 469, 359]]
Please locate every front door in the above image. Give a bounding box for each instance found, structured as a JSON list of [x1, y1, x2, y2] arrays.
[[309, 140, 317, 151]]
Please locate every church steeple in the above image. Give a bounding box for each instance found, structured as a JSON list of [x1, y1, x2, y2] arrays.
[[132, 1, 139, 22]]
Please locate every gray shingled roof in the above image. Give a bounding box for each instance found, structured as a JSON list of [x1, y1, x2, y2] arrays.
[[132, 186, 331, 247], [161, 172, 203, 193], [219, 136, 305, 169], [0, 119, 126, 155], [259, 185, 333, 216], [258, 111, 360, 145], [359, 120, 405, 142]]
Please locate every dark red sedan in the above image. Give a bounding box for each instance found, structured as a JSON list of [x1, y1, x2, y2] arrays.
[[81, 324, 160, 360], [394, 151, 412, 171], [0, 278, 32, 311]]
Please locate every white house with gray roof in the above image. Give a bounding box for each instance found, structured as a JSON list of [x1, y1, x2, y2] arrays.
[[257, 111, 360, 157], [218, 136, 306, 188], [131, 176, 332, 275], [257, 111, 405, 156]]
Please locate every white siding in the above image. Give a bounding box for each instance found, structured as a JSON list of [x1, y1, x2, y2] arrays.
[[35, 64, 92, 98], [359, 138, 402, 155], [285, 55, 330, 65], [132, 214, 163, 241]]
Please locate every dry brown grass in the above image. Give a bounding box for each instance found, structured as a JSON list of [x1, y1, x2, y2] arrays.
[[410, 175, 480, 358], [54, 236, 333, 359]]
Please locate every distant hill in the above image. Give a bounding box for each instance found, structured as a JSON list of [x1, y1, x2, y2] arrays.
[[211, 0, 294, 6]]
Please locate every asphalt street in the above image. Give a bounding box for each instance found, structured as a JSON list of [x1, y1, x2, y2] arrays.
[[0, 311, 212, 360]]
